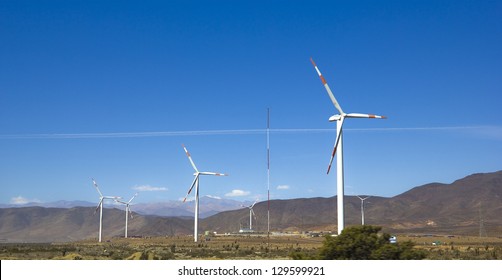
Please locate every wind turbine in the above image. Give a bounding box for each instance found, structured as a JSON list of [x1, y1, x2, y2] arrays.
[[356, 195, 371, 225], [115, 193, 138, 238], [243, 200, 258, 231], [182, 144, 227, 242], [310, 58, 386, 235], [91, 178, 121, 243]]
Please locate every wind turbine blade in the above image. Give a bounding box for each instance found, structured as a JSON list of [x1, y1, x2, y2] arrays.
[[104, 196, 122, 200], [128, 193, 139, 204], [327, 118, 345, 174], [251, 199, 258, 208], [200, 172, 227, 176], [94, 199, 103, 215], [251, 209, 257, 220], [183, 174, 199, 203], [310, 58, 344, 115], [182, 144, 199, 172], [346, 113, 386, 119], [92, 178, 103, 197]]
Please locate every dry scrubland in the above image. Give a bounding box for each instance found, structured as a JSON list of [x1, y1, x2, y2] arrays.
[[0, 235, 321, 260], [1, 234, 502, 260], [402, 235, 502, 260]]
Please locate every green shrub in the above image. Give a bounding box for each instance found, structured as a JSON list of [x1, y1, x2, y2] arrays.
[[318, 225, 427, 260]]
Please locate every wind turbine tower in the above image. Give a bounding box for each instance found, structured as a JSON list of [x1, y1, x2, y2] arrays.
[[182, 144, 227, 242], [243, 200, 258, 231], [356, 195, 371, 225], [115, 193, 138, 238], [91, 178, 121, 243], [311, 58, 386, 234]]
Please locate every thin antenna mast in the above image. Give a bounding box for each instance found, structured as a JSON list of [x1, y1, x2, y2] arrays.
[[267, 108, 271, 242]]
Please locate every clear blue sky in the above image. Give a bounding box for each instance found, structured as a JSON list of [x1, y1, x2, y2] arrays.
[[1, 0, 501, 205]]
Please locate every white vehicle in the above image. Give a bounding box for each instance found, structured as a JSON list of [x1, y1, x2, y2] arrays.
[[389, 236, 397, 244]]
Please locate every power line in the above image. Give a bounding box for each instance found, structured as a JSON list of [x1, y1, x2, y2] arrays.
[[0, 125, 496, 139]]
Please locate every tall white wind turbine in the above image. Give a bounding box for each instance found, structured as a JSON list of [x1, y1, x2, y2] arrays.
[[356, 195, 371, 225], [311, 58, 386, 235], [91, 178, 121, 243], [115, 193, 138, 238], [182, 144, 227, 242], [243, 200, 258, 231]]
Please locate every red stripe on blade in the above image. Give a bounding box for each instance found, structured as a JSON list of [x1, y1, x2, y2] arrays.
[[320, 75, 327, 85], [310, 58, 316, 67]]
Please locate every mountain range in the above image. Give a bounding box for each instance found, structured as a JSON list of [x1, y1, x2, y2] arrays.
[[1, 170, 501, 243], [0, 196, 251, 219]]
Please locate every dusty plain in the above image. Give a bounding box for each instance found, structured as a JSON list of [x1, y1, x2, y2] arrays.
[[2, 233, 502, 260]]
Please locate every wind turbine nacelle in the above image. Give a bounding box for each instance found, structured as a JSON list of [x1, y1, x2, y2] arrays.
[[329, 114, 343, 122]]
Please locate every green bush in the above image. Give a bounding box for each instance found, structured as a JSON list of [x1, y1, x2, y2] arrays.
[[318, 225, 426, 260]]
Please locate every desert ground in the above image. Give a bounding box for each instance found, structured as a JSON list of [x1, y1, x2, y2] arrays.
[[2, 233, 502, 260]]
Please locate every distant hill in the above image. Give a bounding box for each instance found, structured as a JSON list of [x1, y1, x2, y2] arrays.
[[1, 171, 501, 242], [202, 171, 502, 235], [199, 196, 388, 233], [0, 206, 193, 243], [0, 200, 95, 209], [378, 171, 502, 234], [132, 196, 249, 218], [0, 196, 248, 218]]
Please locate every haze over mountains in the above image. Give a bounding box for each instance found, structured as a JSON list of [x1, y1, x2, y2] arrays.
[[1, 171, 501, 243], [0, 196, 250, 219]]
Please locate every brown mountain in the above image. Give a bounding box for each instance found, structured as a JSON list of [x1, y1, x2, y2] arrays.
[[201, 171, 502, 235], [1, 171, 501, 242], [0, 207, 193, 243], [200, 196, 386, 233], [378, 171, 502, 234]]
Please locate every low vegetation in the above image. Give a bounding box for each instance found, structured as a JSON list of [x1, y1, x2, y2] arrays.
[[321, 225, 426, 259], [0, 235, 319, 260], [1, 230, 502, 260]]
